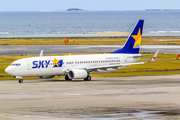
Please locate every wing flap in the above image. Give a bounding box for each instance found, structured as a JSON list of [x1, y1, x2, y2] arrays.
[[86, 62, 145, 71]]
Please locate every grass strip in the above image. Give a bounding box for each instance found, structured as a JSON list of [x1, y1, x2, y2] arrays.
[[0, 36, 180, 45]]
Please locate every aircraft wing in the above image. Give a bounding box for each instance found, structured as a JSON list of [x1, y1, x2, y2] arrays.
[[86, 62, 145, 72], [86, 50, 159, 72], [133, 54, 150, 58]]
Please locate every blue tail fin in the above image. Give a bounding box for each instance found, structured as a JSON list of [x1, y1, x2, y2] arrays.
[[111, 19, 144, 54]]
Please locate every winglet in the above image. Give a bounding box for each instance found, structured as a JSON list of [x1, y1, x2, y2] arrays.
[[148, 50, 159, 63], [39, 50, 43, 57]]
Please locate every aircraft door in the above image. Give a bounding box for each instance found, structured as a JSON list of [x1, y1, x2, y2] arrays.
[[26, 60, 32, 70], [124, 56, 127, 63], [74, 61, 78, 66], [72, 61, 75, 67]]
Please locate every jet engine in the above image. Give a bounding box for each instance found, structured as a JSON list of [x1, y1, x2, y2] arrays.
[[68, 69, 87, 79], [38, 75, 55, 79]]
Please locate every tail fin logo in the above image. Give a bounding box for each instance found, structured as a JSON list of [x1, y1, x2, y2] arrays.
[[132, 28, 142, 48], [111, 19, 144, 54]]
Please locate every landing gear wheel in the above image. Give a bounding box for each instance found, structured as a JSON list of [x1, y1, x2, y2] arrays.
[[19, 79, 23, 83], [65, 75, 72, 81], [84, 76, 91, 81]]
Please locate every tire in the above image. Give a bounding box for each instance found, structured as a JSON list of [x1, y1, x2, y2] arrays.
[[19, 79, 23, 83], [84, 76, 91, 81], [65, 75, 72, 81]]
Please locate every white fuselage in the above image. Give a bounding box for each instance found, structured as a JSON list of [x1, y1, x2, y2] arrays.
[[5, 53, 141, 77]]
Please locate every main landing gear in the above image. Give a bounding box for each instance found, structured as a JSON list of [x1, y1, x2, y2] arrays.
[[19, 79, 23, 83], [84, 76, 91, 81], [64, 75, 91, 81], [65, 75, 72, 81]]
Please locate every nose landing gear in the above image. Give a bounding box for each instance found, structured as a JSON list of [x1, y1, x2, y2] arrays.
[[19, 79, 23, 83], [14, 76, 23, 83]]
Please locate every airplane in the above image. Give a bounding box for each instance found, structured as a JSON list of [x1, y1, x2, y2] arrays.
[[5, 19, 159, 83]]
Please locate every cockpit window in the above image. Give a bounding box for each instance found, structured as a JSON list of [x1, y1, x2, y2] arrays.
[[10, 63, 21, 66]]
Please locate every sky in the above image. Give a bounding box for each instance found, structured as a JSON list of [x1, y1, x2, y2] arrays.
[[0, 0, 179, 11]]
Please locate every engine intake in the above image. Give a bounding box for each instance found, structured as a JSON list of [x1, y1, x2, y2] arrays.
[[68, 69, 87, 79]]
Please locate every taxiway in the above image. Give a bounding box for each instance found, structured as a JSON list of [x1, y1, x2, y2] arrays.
[[0, 45, 180, 55], [0, 75, 180, 119]]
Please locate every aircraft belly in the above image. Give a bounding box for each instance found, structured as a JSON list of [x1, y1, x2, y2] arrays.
[[30, 68, 59, 76]]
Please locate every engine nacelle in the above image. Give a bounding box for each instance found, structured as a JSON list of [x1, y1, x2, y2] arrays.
[[68, 69, 87, 79], [38, 75, 55, 79]]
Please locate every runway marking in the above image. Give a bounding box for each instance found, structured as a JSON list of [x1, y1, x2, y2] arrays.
[[66, 94, 85, 96], [76, 110, 165, 120]]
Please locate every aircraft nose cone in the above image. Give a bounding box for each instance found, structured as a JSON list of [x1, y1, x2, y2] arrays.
[[5, 66, 13, 75]]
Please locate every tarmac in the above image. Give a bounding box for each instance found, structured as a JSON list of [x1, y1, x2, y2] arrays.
[[0, 45, 180, 56], [1, 75, 180, 119]]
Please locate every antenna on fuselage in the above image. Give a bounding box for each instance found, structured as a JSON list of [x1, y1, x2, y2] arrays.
[[39, 50, 43, 57]]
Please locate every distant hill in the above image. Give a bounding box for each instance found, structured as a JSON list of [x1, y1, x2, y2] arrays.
[[146, 9, 180, 11], [67, 8, 84, 11]]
